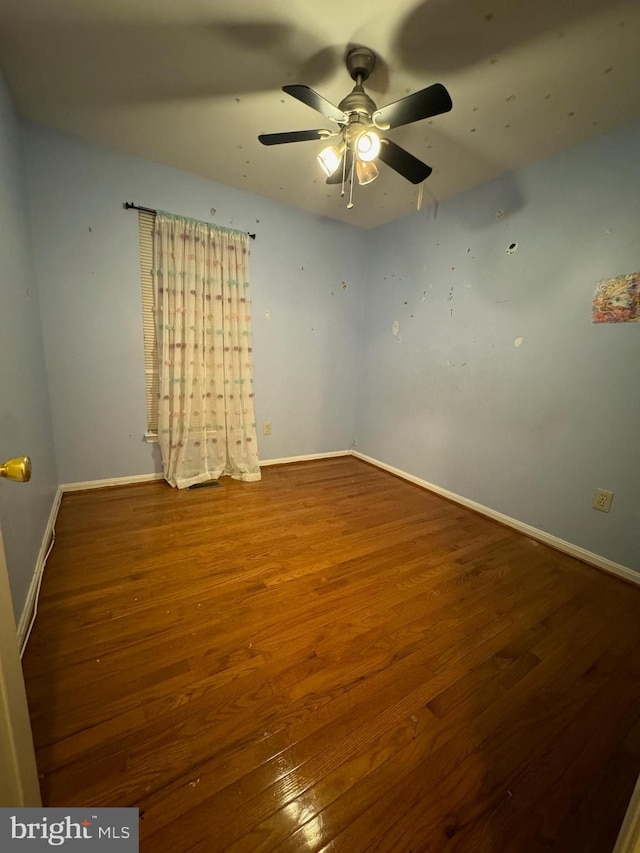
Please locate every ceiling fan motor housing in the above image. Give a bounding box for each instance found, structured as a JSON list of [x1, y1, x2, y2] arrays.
[[339, 86, 378, 120]]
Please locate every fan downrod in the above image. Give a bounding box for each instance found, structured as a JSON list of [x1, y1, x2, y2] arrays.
[[346, 47, 376, 83]]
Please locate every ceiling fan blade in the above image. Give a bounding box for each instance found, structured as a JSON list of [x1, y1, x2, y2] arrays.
[[326, 149, 353, 185], [283, 85, 348, 124], [378, 139, 432, 184], [373, 83, 452, 130], [258, 129, 331, 146]]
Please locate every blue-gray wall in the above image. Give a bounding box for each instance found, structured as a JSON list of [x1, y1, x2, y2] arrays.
[[15, 112, 640, 576], [24, 124, 366, 484], [356, 121, 640, 570], [0, 74, 57, 620]]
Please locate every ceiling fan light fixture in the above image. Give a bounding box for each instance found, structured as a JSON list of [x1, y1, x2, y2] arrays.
[[261, 47, 452, 201], [317, 144, 343, 177], [356, 159, 379, 185], [356, 130, 381, 162]]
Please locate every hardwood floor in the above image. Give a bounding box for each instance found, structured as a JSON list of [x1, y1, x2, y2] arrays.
[[22, 457, 640, 852]]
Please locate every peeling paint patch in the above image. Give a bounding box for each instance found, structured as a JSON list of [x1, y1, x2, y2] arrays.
[[514, 336, 523, 347], [392, 320, 400, 337], [265, 310, 271, 320], [506, 242, 518, 254]]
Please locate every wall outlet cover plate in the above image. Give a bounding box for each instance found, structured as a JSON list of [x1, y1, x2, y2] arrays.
[[592, 489, 614, 512]]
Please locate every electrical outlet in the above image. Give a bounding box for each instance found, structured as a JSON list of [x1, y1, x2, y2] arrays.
[[592, 489, 614, 513], [262, 422, 272, 436]]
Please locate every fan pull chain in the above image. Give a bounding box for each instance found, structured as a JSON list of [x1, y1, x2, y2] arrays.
[[347, 165, 355, 209], [417, 182, 424, 211], [340, 149, 347, 197], [347, 141, 355, 209]]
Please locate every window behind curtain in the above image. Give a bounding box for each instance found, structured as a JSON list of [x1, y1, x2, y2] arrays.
[[138, 210, 159, 434]]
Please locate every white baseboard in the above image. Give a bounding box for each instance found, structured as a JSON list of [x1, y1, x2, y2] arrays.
[[61, 455, 352, 486], [58, 455, 351, 488], [60, 472, 164, 492], [260, 450, 351, 467], [351, 450, 639, 587], [17, 485, 63, 651]]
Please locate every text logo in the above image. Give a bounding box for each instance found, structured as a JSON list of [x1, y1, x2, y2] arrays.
[[0, 809, 138, 850]]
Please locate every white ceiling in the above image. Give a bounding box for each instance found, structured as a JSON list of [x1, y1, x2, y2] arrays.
[[1, 0, 639, 229]]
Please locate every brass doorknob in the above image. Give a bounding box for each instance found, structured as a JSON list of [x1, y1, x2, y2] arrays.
[[0, 456, 32, 482]]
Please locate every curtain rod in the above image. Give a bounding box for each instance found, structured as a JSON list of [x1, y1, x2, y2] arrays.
[[122, 202, 256, 239]]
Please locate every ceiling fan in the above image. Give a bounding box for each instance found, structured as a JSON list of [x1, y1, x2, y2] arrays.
[[258, 47, 452, 206]]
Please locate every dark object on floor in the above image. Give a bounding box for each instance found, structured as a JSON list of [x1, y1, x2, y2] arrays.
[[188, 480, 221, 490]]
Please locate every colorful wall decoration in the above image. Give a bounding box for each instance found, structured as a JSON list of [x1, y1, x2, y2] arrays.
[[592, 272, 640, 323]]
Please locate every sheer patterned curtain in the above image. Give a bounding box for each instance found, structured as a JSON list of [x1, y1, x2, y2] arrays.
[[153, 212, 261, 488]]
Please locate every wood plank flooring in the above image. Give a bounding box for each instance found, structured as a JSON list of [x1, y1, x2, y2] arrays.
[[22, 457, 640, 852]]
